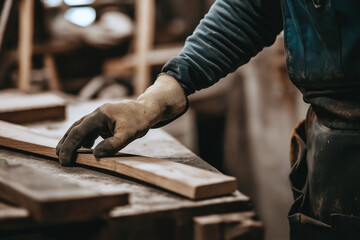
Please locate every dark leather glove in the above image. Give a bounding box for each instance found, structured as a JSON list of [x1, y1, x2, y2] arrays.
[[56, 74, 187, 166]]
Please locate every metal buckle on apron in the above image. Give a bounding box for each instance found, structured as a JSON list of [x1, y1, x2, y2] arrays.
[[312, 0, 327, 9]]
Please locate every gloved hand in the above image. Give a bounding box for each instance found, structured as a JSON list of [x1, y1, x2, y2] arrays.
[[56, 74, 187, 166]]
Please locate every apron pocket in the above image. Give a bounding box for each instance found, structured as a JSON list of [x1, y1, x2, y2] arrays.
[[330, 214, 360, 239]]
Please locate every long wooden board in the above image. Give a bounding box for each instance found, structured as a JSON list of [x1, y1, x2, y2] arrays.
[[0, 120, 237, 199], [0, 158, 128, 222]]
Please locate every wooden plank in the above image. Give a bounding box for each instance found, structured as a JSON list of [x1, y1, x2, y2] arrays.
[[194, 211, 264, 240], [0, 158, 128, 222], [0, 120, 237, 199], [18, 0, 34, 92], [0, 201, 29, 220], [0, 90, 65, 124]]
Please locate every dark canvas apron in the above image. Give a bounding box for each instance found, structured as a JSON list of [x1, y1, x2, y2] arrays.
[[288, 107, 360, 240]]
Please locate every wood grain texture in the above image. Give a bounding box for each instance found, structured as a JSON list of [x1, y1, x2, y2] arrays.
[[18, 0, 33, 92], [0, 91, 65, 124], [0, 120, 237, 199], [0, 158, 128, 222]]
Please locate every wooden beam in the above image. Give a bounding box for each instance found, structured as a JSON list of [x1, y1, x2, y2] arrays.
[[0, 0, 13, 51], [133, 0, 155, 96], [103, 45, 183, 77], [0, 158, 128, 222], [43, 54, 61, 91], [18, 0, 34, 92], [0, 121, 237, 199]]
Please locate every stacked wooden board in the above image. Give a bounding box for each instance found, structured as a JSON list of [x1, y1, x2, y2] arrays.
[[0, 90, 65, 124]]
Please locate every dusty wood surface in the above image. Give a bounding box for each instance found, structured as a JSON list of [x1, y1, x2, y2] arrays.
[[0, 157, 128, 222], [0, 146, 250, 239], [0, 90, 65, 124], [0, 99, 251, 239], [0, 120, 236, 199]]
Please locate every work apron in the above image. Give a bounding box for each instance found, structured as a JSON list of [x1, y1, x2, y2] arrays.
[[288, 107, 360, 240]]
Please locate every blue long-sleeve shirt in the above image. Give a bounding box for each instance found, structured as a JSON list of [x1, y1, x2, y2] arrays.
[[162, 0, 360, 130]]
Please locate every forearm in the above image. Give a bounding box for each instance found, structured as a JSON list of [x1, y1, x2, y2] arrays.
[[162, 0, 283, 95]]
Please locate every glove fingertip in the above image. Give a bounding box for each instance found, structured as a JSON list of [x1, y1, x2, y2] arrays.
[[56, 146, 61, 156], [60, 160, 74, 167], [59, 156, 73, 167], [59, 150, 76, 167], [93, 150, 106, 158], [93, 140, 118, 158], [55, 139, 64, 156]]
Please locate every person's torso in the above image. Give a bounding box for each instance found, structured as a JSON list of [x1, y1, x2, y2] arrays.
[[281, 0, 360, 129]]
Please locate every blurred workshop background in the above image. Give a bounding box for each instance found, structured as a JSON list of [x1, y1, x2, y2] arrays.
[[0, 0, 309, 239]]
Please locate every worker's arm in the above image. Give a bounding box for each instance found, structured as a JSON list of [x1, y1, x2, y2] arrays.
[[163, 0, 283, 95], [56, 0, 283, 165]]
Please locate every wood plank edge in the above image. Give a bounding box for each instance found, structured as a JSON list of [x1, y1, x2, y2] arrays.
[[193, 179, 238, 200], [0, 137, 57, 159]]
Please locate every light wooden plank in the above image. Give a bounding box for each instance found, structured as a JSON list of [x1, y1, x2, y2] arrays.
[[0, 120, 237, 199], [0, 201, 29, 220]]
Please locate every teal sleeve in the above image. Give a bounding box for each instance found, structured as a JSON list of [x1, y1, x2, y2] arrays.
[[162, 0, 283, 95]]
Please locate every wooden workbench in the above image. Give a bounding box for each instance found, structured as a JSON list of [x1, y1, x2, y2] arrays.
[[0, 99, 252, 240]]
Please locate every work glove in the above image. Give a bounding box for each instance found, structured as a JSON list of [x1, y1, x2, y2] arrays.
[[56, 74, 187, 166]]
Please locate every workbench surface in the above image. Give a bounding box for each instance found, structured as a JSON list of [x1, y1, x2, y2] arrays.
[[0, 99, 251, 240]]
